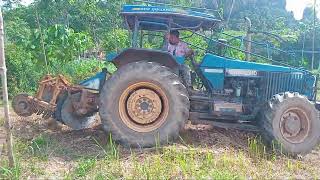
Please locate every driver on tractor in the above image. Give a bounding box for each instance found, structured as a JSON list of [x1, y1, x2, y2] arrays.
[[166, 30, 194, 89], [166, 30, 194, 58]]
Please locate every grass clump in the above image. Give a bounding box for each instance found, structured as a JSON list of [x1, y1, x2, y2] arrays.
[[78, 143, 245, 179], [27, 134, 54, 161], [73, 158, 97, 178], [0, 159, 21, 180]]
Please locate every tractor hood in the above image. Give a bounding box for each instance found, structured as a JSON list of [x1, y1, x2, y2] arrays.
[[201, 54, 309, 74], [200, 54, 316, 100]]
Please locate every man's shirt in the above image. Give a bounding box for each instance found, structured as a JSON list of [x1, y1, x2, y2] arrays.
[[168, 42, 190, 57]]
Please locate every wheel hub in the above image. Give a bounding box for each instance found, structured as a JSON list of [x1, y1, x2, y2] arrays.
[[119, 82, 169, 133], [283, 112, 301, 136], [280, 108, 310, 144], [127, 89, 162, 125]]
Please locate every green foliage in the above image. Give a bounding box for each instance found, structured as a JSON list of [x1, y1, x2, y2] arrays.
[[28, 24, 94, 65], [5, 43, 41, 96], [49, 59, 105, 84], [103, 29, 130, 52], [5, 42, 104, 97], [2, 0, 320, 98]]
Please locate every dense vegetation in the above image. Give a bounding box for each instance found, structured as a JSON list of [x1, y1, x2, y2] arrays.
[[1, 0, 319, 96]]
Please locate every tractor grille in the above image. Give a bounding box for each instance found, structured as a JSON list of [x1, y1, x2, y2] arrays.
[[262, 72, 305, 101]]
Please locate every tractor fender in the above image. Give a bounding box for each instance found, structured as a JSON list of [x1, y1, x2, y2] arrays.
[[111, 48, 179, 70]]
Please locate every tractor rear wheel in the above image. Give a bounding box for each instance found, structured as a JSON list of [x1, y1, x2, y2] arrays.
[[99, 61, 190, 148], [259, 92, 320, 155]]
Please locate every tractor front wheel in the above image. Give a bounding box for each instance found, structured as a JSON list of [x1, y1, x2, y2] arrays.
[[260, 92, 320, 155], [99, 61, 190, 148]]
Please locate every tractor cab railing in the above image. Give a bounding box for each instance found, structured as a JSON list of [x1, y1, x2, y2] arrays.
[[202, 31, 300, 67], [125, 1, 306, 72], [173, 28, 305, 71]]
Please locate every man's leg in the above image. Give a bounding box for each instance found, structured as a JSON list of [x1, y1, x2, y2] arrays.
[[180, 64, 192, 89]]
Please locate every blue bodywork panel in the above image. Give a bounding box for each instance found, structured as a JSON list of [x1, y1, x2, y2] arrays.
[[80, 71, 106, 90], [175, 56, 185, 64], [199, 54, 316, 99], [121, 5, 221, 31]]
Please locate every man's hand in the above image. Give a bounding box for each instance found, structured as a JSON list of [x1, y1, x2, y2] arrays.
[[185, 49, 194, 58]]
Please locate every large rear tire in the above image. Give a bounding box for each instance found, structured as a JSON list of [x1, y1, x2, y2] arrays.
[[99, 61, 190, 148], [259, 92, 320, 155]]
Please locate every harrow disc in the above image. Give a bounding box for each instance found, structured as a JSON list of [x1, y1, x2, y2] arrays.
[[58, 93, 96, 130], [12, 94, 33, 117]]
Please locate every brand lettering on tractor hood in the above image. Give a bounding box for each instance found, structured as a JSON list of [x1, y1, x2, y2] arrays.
[[226, 69, 258, 76], [204, 69, 224, 73], [204, 68, 258, 76]]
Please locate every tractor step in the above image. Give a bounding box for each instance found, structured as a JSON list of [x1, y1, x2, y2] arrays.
[[190, 112, 259, 132]]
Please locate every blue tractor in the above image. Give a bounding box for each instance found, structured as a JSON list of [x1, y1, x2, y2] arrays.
[[12, 2, 320, 155]]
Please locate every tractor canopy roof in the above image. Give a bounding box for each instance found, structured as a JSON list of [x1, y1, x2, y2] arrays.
[[121, 5, 222, 31]]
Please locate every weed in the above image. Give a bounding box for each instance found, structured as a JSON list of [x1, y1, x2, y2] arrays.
[[248, 136, 267, 159], [107, 134, 119, 160], [74, 158, 96, 178], [93, 134, 119, 160], [27, 134, 54, 161], [0, 159, 21, 179]]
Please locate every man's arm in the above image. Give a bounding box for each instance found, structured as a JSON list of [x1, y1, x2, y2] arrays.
[[184, 44, 194, 58]]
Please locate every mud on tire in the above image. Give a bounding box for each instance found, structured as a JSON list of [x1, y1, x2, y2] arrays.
[[99, 61, 190, 148], [259, 92, 320, 155]]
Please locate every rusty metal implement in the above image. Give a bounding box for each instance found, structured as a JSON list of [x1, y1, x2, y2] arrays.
[[12, 74, 98, 120]]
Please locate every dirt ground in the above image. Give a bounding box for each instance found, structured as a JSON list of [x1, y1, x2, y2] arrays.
[[1, 107, 320, 179]]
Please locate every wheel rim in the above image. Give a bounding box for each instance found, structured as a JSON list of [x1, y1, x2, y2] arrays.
[[119, 82, 169, 132], [280, 107, 310, 144]]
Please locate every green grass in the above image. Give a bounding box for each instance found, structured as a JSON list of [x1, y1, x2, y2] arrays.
[[66, 146, 243, 179], [73, 158, 96, 178], [0, 134, 56, 179], [1, 133, 319, 179], [27, 134, 55, 161]]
